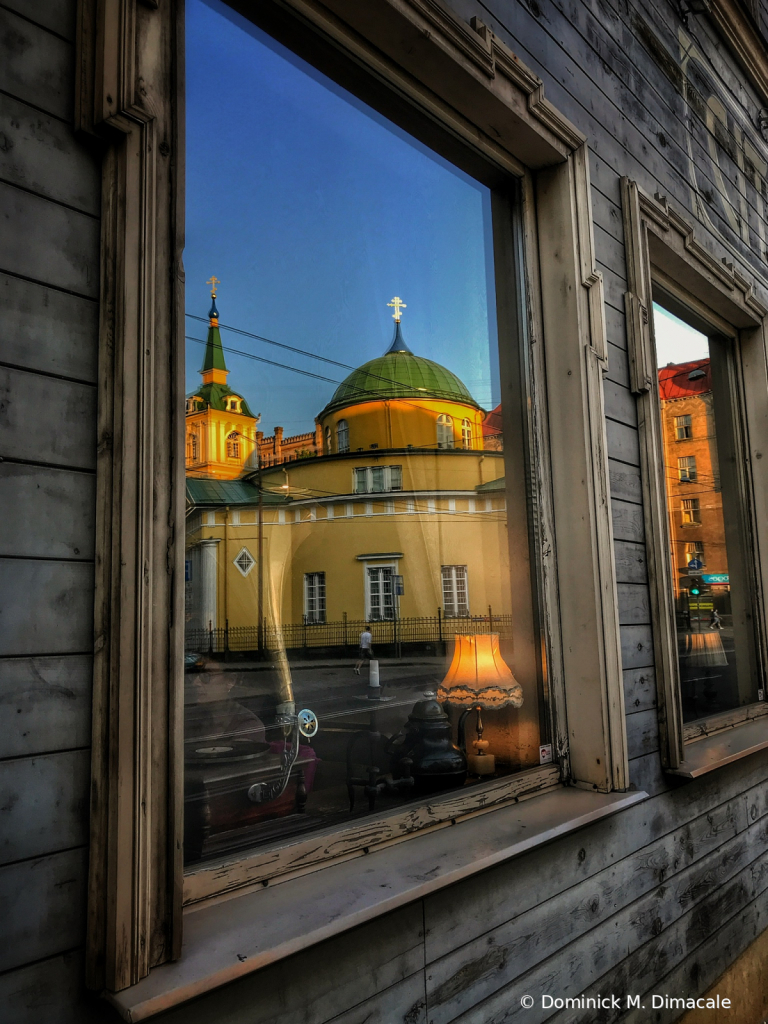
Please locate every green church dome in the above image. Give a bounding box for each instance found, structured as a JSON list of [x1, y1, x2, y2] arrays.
[[322, 322, 481, 414]]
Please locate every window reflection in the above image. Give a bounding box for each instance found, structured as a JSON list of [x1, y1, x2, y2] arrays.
[[654, 303, 761, 723], [182, 0, 540, 865]]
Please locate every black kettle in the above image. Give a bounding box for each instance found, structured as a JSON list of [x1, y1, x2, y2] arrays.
[[390, 692, 467, 794]]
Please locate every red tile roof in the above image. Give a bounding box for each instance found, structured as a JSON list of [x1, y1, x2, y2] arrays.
[[658, 358, 711, 400]]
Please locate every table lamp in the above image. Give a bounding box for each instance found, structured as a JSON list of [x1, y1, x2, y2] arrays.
[[437, 634, 523, 775]]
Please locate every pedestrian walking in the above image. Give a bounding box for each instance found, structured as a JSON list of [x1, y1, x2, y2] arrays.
[[355, 626, 373, 674]]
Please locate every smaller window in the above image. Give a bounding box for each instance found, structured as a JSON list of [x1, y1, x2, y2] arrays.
[[337, 419, 349, 452], [678, 455, 697, 482], [441, 565, 469, 617], [186, 431, 199, 463], [681, 497, 701, 526], [674, 414, 692, 440], [352, 466, 403, 493], [325, 426, 332, 455], [304, 572, 326, 623], [461, 418, 473, 449], [226, 432, 240, 459], [437, 413, 454, 449], [234, 547, 255, 577], [684, 541, 705, 560]]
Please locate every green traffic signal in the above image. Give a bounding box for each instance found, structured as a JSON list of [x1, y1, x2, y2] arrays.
[[690, 587, 700, 596]]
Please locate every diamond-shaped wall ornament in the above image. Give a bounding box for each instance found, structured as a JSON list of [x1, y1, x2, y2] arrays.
[[234, 547, 255, 577]]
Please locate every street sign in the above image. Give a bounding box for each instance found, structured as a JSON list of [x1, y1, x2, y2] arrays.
[[702, 573, 729, 585], [687, 558, 704, 572], [394, 574, 404, 596]]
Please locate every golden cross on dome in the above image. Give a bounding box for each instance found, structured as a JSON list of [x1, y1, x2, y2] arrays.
[[207, 275, 220, 297], [387, 296, 406, 322]]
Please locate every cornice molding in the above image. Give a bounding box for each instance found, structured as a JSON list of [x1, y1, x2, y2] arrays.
[[709, 0, 768, 106]]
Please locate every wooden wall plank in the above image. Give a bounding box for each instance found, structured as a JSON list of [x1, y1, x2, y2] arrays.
[[618, 583, 651, 625], [608, 459, 643, 504], [614, 541, 648, 584], [625, 707, 660, 759], [0, 465, 95, 560], [426, 802, 761, 1024], [612, 498, 644, 543], [1, 0, 77, 41], [0, 274, 98, 382], [606, 418, 641, 467], [0, 560, 94, 656], [623, 666, 657, 714], [151, 905, 425, 1024], [326, 973, 426, 1024], [0, 7, 73, 121], [0, 951, 107, 1024], [0, 184, 99, 298], [0, 750, 89, 865], [0, 94, 100, 216], [603, 378, 637, 427], [0, 848, 87, 972], [0, 655, 92, 758], [620, 624, 654, 669], [628, 749, 669, 796], [0, 368, 96, 468], [423, 767, 768, 965]]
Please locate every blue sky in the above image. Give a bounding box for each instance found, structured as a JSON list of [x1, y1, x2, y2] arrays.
[[185, 0, 499, 435], [653, 304, 709, 366]]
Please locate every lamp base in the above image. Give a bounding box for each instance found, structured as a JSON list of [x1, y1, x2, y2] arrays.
[[467, 752, 495, 775]]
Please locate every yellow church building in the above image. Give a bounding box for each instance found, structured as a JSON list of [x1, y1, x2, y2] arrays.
[[185, 293, 510, 651]]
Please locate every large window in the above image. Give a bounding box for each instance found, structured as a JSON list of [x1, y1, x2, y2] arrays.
[[181, 0, 544, 874], [654, 303, 763, 724]]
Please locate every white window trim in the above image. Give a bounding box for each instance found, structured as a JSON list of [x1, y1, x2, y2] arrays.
[[362, 559, 399, 621], [233, 546, 255, 577]]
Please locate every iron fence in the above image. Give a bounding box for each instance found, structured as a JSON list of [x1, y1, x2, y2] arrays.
[[185, 611, 513, 654]]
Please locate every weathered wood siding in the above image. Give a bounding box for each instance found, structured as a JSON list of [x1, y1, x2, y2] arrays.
[[3, 0, 768, 1021], [0, 1, 100, 1021]]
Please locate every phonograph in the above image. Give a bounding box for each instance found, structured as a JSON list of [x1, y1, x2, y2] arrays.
[[184, 694, 319, 864]]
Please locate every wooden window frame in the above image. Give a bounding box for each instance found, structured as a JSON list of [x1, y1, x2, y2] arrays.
[[621, 178, 768, 769], [77, 0, 628, 993]]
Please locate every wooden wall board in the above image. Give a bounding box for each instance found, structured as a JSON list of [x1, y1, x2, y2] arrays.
[[0, 749, 89, 865], [0, 7, 74, 121], [0, 93, 101, 216], [0, 464, 95, 560], [425, 794, 764, 1023], [0, 951, 111, 1024], [547, 853, 768, 1024], [613, 541, 648, 584], [0, 559, 94, 656], [147, 905, 425, 1024], [1, 0, 77, 42], [0, 273, 98, 383], [612, 499, 645, 543], [0, 184, 99, 298], [623, 666, 658, 714], [324, 973, 426, 1024], [608, 459, 643, 504], [0, 847, 87, 973], [619, 624, 655, 669], [443, 843, 768, 1023], [602, 378, 638, 428], [0, 655, 92, 758], [423, 769, 766, 964], [628, 749, 669, 796], [606, 419, 642, 467], [617, 584, 651, 625], [0, 367, 96, 468], [625, 706, 660, 759]]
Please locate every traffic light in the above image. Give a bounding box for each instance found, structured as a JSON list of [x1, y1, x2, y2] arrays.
[[690, 586, 700, 596]]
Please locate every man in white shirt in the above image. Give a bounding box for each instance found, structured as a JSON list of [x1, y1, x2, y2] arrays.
[[354, 627, 373, 674]]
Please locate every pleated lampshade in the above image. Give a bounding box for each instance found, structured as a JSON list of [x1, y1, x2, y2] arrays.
[[437, 633, 523, 709]]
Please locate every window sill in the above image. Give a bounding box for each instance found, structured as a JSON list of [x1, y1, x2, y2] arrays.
[[107, 786, 646, 1021], [667, 717, 768, 778]]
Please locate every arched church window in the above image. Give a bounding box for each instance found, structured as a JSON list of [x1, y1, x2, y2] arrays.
[[337, 419, 349, 453], [461, 419, 473, 449], [436, 413, 454, 449], [226, 431, 240, 459], [325, 426, 332, 454]]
